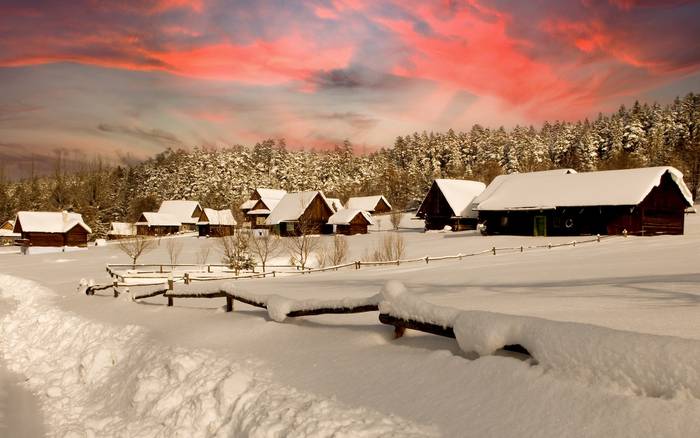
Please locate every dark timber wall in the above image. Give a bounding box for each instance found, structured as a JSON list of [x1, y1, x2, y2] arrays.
[[417, 181, 478, 231]]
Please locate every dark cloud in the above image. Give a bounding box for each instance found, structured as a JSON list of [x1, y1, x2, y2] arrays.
[[317, 112, 379, 130], [97, 124, 184, 147]]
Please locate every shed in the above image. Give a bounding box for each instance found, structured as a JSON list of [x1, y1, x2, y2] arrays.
[[107, 222, 136, 240], [265, 191, 335, 236], [475, 166, 693, 236], [158, 200, 202, 231], [346, 195, 392, 214], [198, 208, 236, 237], [328, 209, 374, 235], [135, 212, 181, 236], [416, 179, 486, 231], [13, 211, 92, 247]]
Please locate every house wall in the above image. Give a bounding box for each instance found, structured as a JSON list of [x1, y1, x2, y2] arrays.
[[137, 225, 179, 236], [336, 214, 370, 235], [276, 194, 334, 236], [374, 198, 392, 213]]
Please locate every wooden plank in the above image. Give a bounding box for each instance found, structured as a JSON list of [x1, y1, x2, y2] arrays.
[[286, 304, 378, 318], [132, 289, 167, 300]]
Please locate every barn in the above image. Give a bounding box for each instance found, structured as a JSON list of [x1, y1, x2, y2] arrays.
[[328, 209, 374, 235], [0, 219, 19, 245], [474, 166, 693, 236], [13, 211, 92, 247], [346, 195, 392, 214], [240, 188, 286, 217], [246, 197, 283, 229], [135, 213, 181, 236], [416, 179, 486, 231], [265, 191, 335, 236], [158, 200, 202, 231], [198, 208, 236, 237], [107, 222, 136, 240]]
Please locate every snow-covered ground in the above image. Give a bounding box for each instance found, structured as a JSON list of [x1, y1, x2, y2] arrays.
[[1, 213, 700, 437]]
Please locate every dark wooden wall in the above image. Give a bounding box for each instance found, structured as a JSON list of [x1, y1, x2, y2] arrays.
[[336, 213, 370, 235], [374, 198, 392, 213]]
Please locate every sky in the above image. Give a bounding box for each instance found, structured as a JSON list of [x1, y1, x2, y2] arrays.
[[1, 0, 699, 177]]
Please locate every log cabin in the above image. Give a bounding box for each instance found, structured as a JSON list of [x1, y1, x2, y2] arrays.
[[416, 179, 487, 231], [107, 222, 136, 240], [328, 209, 374, 235], [158, 200, 202, 231], [240, 188, 286, 217], [474, 166, 693, 236], [135, 212, 181, 236], [13, 211, 92, 247], [264, 191, 335, 236], [346, 195, 392, 214], [198, 208, 236, 237]]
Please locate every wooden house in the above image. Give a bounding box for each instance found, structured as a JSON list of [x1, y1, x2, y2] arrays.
[[328, 209, 373, 235], [198, 208, 236, 237], [416, 179, 486, 231], [135, 212, 181, 236], [107, 222, 136, 240], [158, 200, 202, 231], [346, 195, 392, 214], [13, 211, 92, 247], [474, 166, 693, 236], [264, 191, 335, 236], [0, 220, 20, 245], [240, 188, 286, 217], [246, 197, 283, 229]]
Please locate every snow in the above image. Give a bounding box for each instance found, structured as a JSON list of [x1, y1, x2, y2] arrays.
[[326, 197, 344, 212], [346, 195, 391, 212], [245, 208, 270, 215], [158, 200, 202, 224], [327, 208, 374, 226], [239, 199, 257, 210], [201, 208, 236, 226], [265, 191, 333, 225], [475, 166, 693, 211], [107, 222, 136, 236], [421, 179, 486, 218], [254, 188, 287, 200], [14, 211, 92, 234], [136, 212, 181, 227]]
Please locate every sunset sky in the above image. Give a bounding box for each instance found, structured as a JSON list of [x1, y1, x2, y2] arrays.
[[1, 0, 699, 176]]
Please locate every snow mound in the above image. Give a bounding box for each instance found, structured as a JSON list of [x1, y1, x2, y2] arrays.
[[0, 275, 437, 437], [381, 281, 700, 399]]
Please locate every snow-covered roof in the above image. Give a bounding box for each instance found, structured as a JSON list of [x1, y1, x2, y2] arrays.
[[265, 191, 333, 225], [1, 219, 15, 230], [136, 212, 181, 227], [472, 169, 576, 209], [346, 195, 391, 212], [258, 197, 282, 211], [255, 188, 287, 200], [419, 179, 487, 219], [0, 229, 20, 237], [240, 199, 257, 210], [475, 166, 693, 211], [14, 211, 92, 234], [108, 222, 136, 236], [327, 208, 374, 225], [201, 208, 236, 226], [326, 198, 344, 212], [247, 209, 271, 215], [158, 200, 201, 224]]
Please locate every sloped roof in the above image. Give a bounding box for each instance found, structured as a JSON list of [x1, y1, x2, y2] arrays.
[[247, 209, 271, 215], [259, 197, 282, 211], [472, 169, 576, 208], [326, 198, 344, 212], [327, 208, 374, 225], [475, 166, 693, 211], [158, 200, 201, 223], [136, 212, 181, 227], [265, 191, 333, 225], [346, 195, 391, 212], [240, 199, 258, 210], [15, 211, 92, 234], [255, 188, 287, 200], [423, 179, 487, 219], [1, 219, 15, 230], [108, 222, 136, 236], [201, 208, 236, 226]]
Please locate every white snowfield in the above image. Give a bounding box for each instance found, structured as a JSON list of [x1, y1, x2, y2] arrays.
[[1, 212, 700, 437]]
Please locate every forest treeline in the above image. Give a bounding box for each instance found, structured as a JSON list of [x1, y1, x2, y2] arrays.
[[1, 93, 698, 237]]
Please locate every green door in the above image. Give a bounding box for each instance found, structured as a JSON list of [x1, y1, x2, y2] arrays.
[[534, 216, 546, 237]]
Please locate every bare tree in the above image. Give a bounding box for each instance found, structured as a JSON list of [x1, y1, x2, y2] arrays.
[[250, 232, 281, 272], [389, 210, 402, 230], [366, 233, 406, 261], [328, 234, 349, 266], [196, 244, 212, 265], [217, 229, 255, 275], [164, 238, 184, 265], [285, 216, 321, 270], [117, 235, 158, 266]]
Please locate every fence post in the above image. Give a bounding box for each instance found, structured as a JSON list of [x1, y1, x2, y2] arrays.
[[573, 240, 576, 247], [623, 229, 628, 237], [184, 273, 190, 284], [548, 243, 552, 249], [160, 265, 163, 273], [596, 234, 601, 242], [492, 246, 496, 255], [520, 245, 523, 253], [226, 296, 233, 312], [167, 274, 174, 307], [273, 271, 276, 278], [113, 280, 119, 298], [425, 256, 429, 264], [208, 265, 211, 273], [458, 253, 463, 260]]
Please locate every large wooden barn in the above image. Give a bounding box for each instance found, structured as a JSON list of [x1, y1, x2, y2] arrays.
[[13, 211, 92, 247], [264, 191, 335, 236], [327, 209, 374, 235], [158, 200, 202, 231], [474, 166, 693, 236], [135, 213, 181, 236], [198, 208, 236, 237], [346, 195, 392, 214], [416, 179, 486, 231]]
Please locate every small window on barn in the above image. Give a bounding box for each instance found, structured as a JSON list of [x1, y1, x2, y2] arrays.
[[256, 217, 265, 225]]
